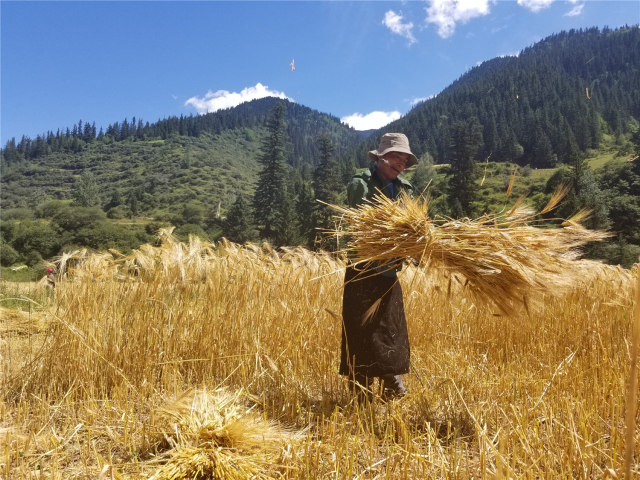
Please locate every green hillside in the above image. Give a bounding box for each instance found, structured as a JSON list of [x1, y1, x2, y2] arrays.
[[1, 130, 262, 215], [1, 98, 361, 215]]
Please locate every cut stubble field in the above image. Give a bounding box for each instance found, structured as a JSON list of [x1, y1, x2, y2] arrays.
[[0, 232, 638, 479]]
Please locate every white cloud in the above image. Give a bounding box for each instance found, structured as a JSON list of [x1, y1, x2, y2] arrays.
[[410, 95, 435, 106], [491, 25, 507, 33], [383, 10, 417, 44], [185, 83, 291, 114], [341, 111, 402, 130], [498, 51, 521, 58], [517, 0, 555, 13], [564, 3, 584, 16], [425, 0, 492, 39]]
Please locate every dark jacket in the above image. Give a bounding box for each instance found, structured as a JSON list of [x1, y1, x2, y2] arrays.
[[346, 165, 414, 277], [347, 165, 414, 209], [340, 165, 413, 377]]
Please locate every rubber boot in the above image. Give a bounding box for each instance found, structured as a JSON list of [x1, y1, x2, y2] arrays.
[[380, 374, 406, 400]]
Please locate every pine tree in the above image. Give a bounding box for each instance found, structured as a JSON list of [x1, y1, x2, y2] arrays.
[[558, 152, 610, 232], [253, 102, 288, 239], [341, 157, 357, 185], [532, 131, 555, 168], [223, 195, 258, 244], [569, 151, 588, 195], [312, 134, 341, 231], [483, 116, 499, 158], [558, 118, 579, 164], [447, 117, 483, 217], [296, 182, 317, 248], [274, 186, 300, 247], [83, 122, 93, 143]]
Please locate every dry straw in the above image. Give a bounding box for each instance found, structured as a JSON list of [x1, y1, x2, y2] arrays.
[[1, 225, 637, 477], [146, 388, 300, 480], [624, 262, 640, 479], [328, 186, 611, 316]]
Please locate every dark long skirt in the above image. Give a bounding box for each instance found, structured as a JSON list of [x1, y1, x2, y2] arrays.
[[339, 266, 410, 378]]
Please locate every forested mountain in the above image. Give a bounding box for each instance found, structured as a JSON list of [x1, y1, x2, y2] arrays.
[[357, 26, 639, 167], [1, 98, 361, 213]]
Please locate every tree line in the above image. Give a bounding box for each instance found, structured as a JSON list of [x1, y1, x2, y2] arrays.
[[1, 98, 361, 171]]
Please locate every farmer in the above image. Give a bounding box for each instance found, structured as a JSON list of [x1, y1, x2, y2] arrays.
[[46, 267, 56, 288], [341, 133, 417, 401]]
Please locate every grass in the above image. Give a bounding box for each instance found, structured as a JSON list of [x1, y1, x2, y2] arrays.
[[588, 152, 627, 171], [528, 167, 555, 179], [0, 267, 40, 283], [0, 228, 638, 478]]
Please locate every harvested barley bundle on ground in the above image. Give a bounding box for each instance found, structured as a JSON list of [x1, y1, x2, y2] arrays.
[[328, 189, 611, 316], [146, 388, 301, 480]]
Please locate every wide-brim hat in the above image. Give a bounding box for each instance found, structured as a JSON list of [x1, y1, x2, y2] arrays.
[[368, 133, 418, 168]]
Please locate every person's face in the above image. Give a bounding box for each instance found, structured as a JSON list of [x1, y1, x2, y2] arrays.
[[377, 151, 409, 181]]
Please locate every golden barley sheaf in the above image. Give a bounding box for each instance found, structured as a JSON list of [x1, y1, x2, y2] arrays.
[[146, 388, 303, 480], [327, 187, 612, 317]]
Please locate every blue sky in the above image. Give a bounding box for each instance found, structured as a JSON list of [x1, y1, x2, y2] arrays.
[[1, 1, 638, 144]]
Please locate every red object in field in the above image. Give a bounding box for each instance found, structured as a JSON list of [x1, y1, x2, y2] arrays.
[[47, 268, 53, 272]]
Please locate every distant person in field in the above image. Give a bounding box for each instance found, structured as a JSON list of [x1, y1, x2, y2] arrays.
[[341, 133, 417, 401], [46, 267, 56, 288]]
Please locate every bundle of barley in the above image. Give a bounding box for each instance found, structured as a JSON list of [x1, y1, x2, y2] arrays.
[[146, 388, 300, 480], [328, 188, 611, 316]]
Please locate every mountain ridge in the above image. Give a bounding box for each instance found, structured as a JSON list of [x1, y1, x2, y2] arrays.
[[357, 25, 639, 168]]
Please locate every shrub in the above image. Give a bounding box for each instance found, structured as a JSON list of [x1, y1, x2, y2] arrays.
[[24, 250, 44, 267], [0, 242, 21, 266], [599, 241, 640, 269], [107, 206, 134, 219], [35, 200, 70, 219], [51, 206, 106, 233], [181, 203, 207, 226], [545, 167, 571, 194], [1, 208, 35, 221], [530, 192, 550, 213], [10, 220, 60, 258], [74, 223, 141, 252], [174, 224, 209, 242]]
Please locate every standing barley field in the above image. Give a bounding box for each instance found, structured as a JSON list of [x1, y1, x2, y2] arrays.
[[0, 230, 638, 478]]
